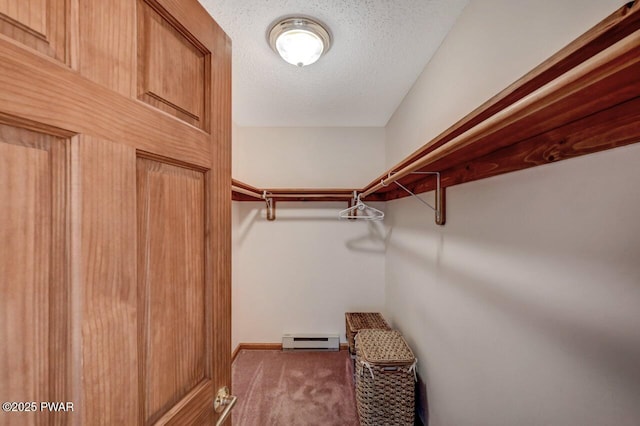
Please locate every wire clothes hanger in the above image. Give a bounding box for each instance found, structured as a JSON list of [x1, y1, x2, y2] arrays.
[[338, 191, 384, 221]]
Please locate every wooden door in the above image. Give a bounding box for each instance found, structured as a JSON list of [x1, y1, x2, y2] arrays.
[[0, 1, 231, 425]]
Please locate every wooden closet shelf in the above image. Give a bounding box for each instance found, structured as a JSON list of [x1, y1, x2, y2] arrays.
[[232, 2, 640, 204]]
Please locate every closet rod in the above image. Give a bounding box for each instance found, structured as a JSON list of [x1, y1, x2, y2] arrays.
[[232, 185, 354, 200], [266, 193, 354, 199], [361, 28, 640, 199]]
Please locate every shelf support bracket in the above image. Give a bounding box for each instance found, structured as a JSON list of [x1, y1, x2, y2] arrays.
[[383, 172, 446, 226], [263, 190, 276, 221]]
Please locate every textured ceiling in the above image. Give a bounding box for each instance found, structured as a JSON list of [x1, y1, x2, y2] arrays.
[[198, 0, 469, 127]]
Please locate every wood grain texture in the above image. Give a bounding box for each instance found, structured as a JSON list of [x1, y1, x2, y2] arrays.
[[48, 135, 69, 426], [385, 96, 640, 200], [0, 0, 46, 35], [231, 179, 385, 202], [153, 380, 214, 426], [231, 179, 261, 194], [79, 0, 136, 96], [266, 188, 361, 202], [153, 0, 224, 50], [0, 125, 67, 426], [0, 38, 211, 168], [424, 31, 640, 172], [0, 0, 68, 63], [70, 136, 138, 425], [137, 158, 208, 425], [0, 0, 232, 424], [138, 0, 206, 127], [209, 21, 232, 426]]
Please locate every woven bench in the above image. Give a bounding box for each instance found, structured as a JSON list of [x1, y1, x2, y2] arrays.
[[345, 312, 391, 355], [355, 329, 416, 426]]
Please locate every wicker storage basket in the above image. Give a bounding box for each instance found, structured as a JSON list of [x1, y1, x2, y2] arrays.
[[345, 312, 391, 355], [355, 329, 416, 426]]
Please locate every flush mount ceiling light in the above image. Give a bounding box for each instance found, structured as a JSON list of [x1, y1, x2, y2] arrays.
[[268, 17, 331, 67]]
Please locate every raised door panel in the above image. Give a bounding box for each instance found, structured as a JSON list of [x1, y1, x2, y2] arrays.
[[0, 123, 68, 426], [0, 0, 46, 34], [0, 38, 212, 169], [137, 158, 211, 425], [137, 0, 210, 131], [78, 0, 136, 96], [0, 0, 67, 63], [0, 0, 230, 424]]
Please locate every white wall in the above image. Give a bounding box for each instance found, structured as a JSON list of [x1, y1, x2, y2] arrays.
[[385, 1, 640, 425], [234, 126, 384, 188], [231, 127, 386, 350], [232, 202, 387, 350]]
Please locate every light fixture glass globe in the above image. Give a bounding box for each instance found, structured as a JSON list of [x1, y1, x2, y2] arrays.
[[275, 29, 324, 67], [268, 17, 331, 67]]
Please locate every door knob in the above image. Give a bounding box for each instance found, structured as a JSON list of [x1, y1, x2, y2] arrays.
[[214, 386, 237, 426]]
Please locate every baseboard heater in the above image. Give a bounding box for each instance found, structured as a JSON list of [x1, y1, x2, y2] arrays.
[[282, 333, 340, 351]]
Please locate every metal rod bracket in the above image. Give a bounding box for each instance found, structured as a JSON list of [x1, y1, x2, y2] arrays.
[[263, 190, 276, 221], [389, 172, 446, 226]]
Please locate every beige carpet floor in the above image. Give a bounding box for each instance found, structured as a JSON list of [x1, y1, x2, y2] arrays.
[[231, 349, 359, 426]]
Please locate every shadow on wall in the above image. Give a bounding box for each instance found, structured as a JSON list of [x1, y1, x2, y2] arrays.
[[345, 220, 390, 254], [235, 202, 260, 245], [234, 201, 391, 253], [415, 373, 429, 426], [385, 209, 640, 393]]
